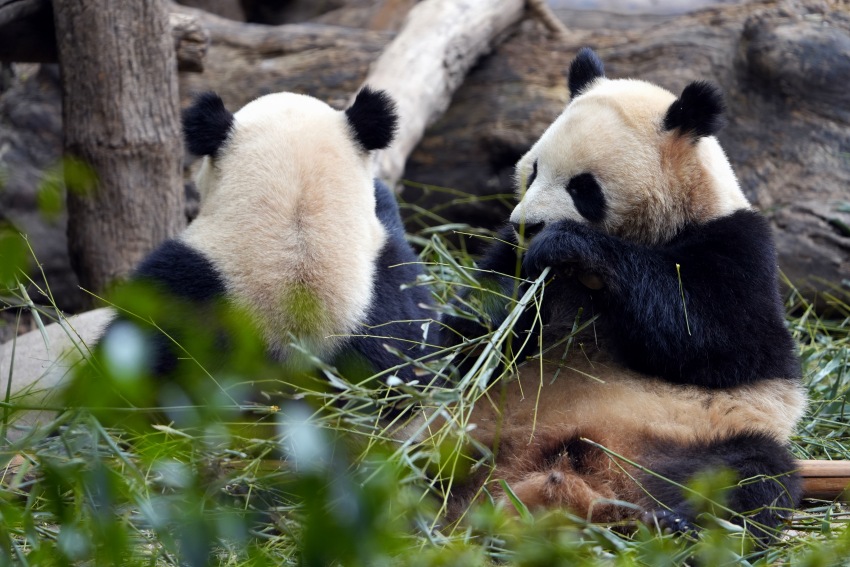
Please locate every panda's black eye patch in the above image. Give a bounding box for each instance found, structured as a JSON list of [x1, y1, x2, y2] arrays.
[[527, 159, 538, 188], [566, 173, 606, 223]]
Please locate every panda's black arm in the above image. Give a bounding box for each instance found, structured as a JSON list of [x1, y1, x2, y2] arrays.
[[374, 182, 525, 350], [373, 179, 406, 237], [524, 211, 800, 388], [339, 179, 437, 383], [98, 239, 227, 377]]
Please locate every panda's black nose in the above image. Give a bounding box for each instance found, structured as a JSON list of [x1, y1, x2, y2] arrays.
[[511, 221, 545, 238]]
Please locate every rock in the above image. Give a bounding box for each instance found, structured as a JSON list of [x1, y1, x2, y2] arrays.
[[401, 0, 850, 298], [0, 308, 111, 442], [176, 0, 246, 21], [175, 6, 391, 111], [0, 64, 86, 312]]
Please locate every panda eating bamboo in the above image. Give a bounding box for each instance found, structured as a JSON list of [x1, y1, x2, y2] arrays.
[[445, 48, 805, 542]]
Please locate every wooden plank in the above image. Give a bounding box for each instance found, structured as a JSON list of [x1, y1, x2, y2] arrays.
[[798, 459, 850, 500]]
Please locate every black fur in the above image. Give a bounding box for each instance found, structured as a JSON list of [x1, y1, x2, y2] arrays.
[[102, 183, 434, 387], [182, 92, 234, 158], [340, 180, 437, 383], [446, 210, 799, 389], [520, 210, 800, 388], [133, 239, 227, 303], [568, 47, 605, 98], [566, 173, 606, 223], [511, 221, 544, 238], [663, 81, 726, 139], [345, 87, 398, 151], [641, 431, 801, 544], [440, 225, 547, 370], [100, 239, 227, 377]]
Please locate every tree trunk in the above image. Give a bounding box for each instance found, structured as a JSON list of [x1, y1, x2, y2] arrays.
[[53, 0, 185, 301]]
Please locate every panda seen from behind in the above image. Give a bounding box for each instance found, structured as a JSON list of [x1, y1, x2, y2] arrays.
[[100, 87, 435, 390], [445, 48, 805, 541]]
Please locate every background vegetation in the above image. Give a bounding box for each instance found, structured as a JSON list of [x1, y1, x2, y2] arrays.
[[1, 190, 849, 565]]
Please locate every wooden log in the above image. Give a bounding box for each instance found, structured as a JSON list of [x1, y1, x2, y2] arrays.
[[360, 0, 526, 185], [798, 460, 850, 501], [171, 3, 393, 111], [169, 11, 210, 73]]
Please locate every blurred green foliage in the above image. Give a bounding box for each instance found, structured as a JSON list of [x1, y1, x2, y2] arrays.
[[0, 227, 28, 287]]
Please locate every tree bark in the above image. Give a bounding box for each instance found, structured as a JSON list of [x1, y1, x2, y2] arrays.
[[361, 0, 526, 186], [53, 0, 185, 300]]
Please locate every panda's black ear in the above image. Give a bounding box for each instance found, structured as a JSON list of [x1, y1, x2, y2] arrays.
[[182, 92, 234, 157], [568, 47, 605, 98], [663, 81, 726, 140], [345, 87, 398, 151]]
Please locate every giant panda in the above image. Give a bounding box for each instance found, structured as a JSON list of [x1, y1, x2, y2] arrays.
[[99, 87, 435, 390], [444, 48, 806, 541]]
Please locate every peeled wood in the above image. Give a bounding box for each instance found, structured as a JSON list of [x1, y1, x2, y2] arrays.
[[361, 0, 526, 185], [798, 460, 850, 501], [54, 0, 186, 299]]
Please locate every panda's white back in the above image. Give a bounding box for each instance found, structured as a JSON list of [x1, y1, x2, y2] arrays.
[[182, 92, 386, 358]]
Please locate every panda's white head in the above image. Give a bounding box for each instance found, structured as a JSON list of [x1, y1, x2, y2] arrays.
[[183, 87, 397, 215], [511, 48, 750, 245]]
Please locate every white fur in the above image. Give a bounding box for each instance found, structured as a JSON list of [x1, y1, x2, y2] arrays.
[[475, 356, 807, 447], [511, 78, 750, 244], [182, 92, 386, 357]]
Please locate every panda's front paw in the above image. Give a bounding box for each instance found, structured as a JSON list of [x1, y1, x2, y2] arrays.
[[641, 509, 697, 537], [522, 221, 598, 279], [521, 227, 568, 279]]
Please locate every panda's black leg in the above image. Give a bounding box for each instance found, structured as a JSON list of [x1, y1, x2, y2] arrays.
[[639, 431, 801, 544]]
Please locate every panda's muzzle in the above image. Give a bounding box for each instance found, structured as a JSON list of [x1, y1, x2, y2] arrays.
[[511, 221, 545, 239]]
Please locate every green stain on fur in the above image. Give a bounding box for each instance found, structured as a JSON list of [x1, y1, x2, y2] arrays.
[[282, 282, 327, 337]]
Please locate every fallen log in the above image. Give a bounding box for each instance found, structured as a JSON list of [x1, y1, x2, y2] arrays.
[[359, 0, 526, 185], [798, 460, 850, 501]]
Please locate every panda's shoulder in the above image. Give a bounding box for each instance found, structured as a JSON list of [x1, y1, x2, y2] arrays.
[[134, 239, 226, 302], [676, 209, 775, 261]]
